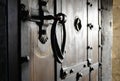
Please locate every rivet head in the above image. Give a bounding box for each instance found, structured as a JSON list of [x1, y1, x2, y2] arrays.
[[76, 73, 83, 81], [63, 71, 68, 76], [87, 23, 93, 29], [87, 2, 93, 7], [87, 46, 93, 50], [70, 69, 74, 74], [99, 63, 102, 66], [83, 64, 86, 68], [90, 67, 94, 71]]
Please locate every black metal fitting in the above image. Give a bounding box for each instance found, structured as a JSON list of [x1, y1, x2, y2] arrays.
[[76, 72, 83, 81], [20, 56, 30, 64], [87, 2, 93, 7], [87, 23, 93, 30]]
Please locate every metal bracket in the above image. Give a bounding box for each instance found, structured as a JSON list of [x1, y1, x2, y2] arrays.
[[20, 3, 67, 63], [20, 1, 54, 44], [60, 61, 87, 79]]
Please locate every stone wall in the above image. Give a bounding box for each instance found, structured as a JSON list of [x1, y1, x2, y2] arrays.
[[112, 0, 120, 81]]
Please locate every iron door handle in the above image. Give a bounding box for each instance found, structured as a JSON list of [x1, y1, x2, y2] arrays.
[[20, 3, 67, 63], [51, 13, 66, 63]]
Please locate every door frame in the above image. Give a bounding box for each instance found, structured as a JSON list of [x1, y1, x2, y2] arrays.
[[101, 0, 113, 81], [7, 0, 21, 81]]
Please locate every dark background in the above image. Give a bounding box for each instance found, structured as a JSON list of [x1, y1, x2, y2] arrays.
[[0, 0, 8, 81]]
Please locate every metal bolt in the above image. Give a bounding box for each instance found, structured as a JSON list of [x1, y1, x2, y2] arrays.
[[90, 67, 94, 72], [83, 64, 86, 68], [41, 0, 48, 6], [87, 23, 93, 29], [87, 58, 92, 67], [99, 63, 102, 66], [21, 56, 30, 64], [87, 46, 93, 50], [70, 69, 74, 74], [87, 2, 93, 7], [63, 71, 68, 77], [76, 73, 83, 81], [98, 45, 102, 48], [99, 26, 102, 30]]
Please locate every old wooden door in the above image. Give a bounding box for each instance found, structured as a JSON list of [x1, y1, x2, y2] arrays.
[[56, 0, 102, 81], [20, 0, 102, 81], [56, 0, 89, 81]]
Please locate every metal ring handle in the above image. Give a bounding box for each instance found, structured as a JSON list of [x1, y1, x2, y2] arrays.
[[51, 13, 66, 63]]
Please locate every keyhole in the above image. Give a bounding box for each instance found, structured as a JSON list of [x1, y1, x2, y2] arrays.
[[74, 18, 82, 31]]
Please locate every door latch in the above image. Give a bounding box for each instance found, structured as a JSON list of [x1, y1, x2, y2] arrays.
[[20, 0, 59, 44], [20, 2, 67, 63]]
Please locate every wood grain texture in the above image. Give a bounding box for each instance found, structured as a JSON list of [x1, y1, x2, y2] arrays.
[[101, 0, 113, 81]]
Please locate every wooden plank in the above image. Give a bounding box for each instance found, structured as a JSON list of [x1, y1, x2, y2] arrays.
[[8, 0, 20, 81]]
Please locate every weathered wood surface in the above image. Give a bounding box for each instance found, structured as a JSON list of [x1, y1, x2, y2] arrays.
[[101, 0, 113, 81], [21, 0, 113, 81]]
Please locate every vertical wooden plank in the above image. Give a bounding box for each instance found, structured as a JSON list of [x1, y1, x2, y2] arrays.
[[98, 0, 102, 81], [23, 0, 55, 81], [8, 0, 20, 81], [57, 0, 89, 81], [87, 0, 99, 81], [101, 0, 113, 81]]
